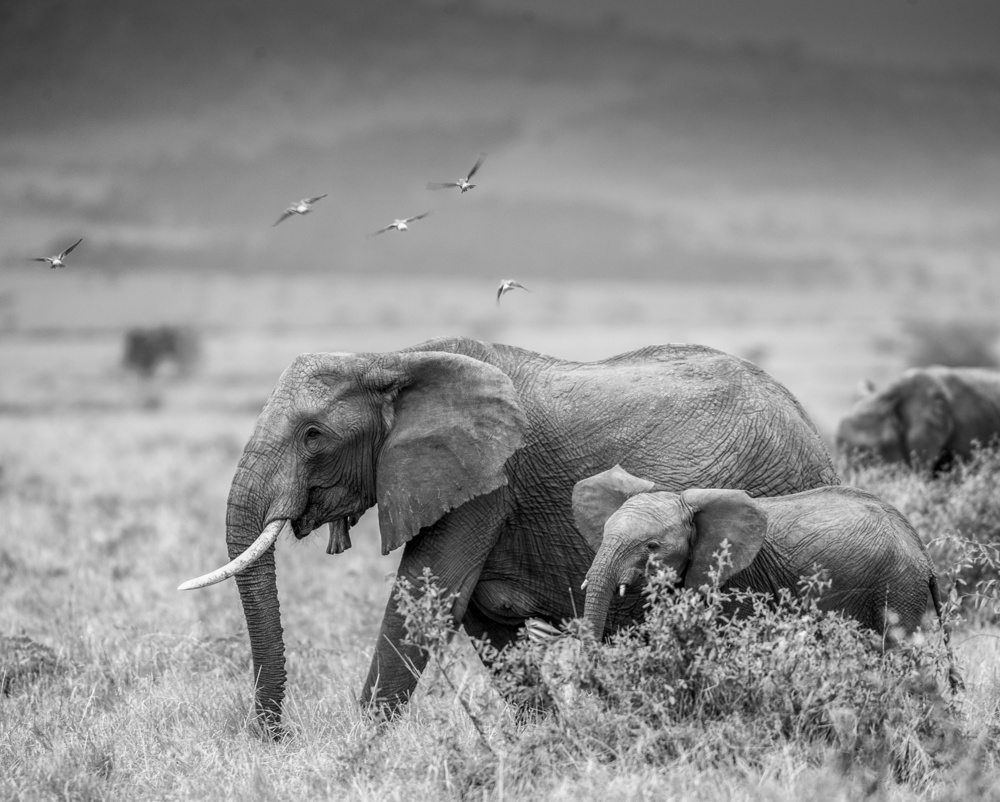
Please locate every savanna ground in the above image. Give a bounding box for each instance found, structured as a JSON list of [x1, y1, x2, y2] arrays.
[[4, 271, 1000, 801], [4, 4, 1000, 798]]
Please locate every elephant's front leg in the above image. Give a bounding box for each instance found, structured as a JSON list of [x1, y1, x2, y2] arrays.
[[361, 504, 501, 718]]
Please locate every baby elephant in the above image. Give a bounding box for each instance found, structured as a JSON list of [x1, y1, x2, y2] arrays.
[[573, 466, 948, 651]]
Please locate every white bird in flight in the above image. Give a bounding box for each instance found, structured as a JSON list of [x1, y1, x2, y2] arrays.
[[32, 238, 83, 269], [369, 211, 431, 237], [427, 153, 486, 193], [497, 279, 529, 305], [273, 194, 328, 227]]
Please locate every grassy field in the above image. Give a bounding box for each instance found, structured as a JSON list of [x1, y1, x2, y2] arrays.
[[4, 3, 1000, 797], [3, 271, 1000, 800]]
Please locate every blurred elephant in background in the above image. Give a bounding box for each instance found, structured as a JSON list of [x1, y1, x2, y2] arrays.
[[180, 336, 837, 734], [836, 366, 1000, 474], [122, 325, 201, 377], [573, 466, 951, 657]]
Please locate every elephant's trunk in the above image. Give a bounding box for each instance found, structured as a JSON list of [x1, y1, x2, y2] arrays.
[[583, 572, 617, 640], [225, 449, 288, 736], [583, 532, 636, 639]]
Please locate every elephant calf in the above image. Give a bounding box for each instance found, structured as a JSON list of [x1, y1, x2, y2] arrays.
[[573, 466, 954, 659]]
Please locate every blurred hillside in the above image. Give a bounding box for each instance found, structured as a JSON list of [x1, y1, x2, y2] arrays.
[[1, 0, 999, 281]]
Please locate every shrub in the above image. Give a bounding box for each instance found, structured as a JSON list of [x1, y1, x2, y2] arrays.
[[842, 444, 1000, 616], [515, 573, 957, 780], [396, 563, 968, 792]]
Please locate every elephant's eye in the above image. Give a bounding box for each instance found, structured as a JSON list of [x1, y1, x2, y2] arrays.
[[646, 541, 660, 552], [303, 426, 323, 446]]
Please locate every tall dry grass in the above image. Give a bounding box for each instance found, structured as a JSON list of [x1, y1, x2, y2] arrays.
[[3, 361, 1000, 799]]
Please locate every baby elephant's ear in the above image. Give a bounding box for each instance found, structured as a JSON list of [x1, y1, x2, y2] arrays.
[[680, 488, 767, 590], [572, 465, 655, 552]]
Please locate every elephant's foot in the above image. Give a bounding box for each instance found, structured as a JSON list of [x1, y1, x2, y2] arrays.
[[360, 681, 412, 725], [253, 705, 287, 742]]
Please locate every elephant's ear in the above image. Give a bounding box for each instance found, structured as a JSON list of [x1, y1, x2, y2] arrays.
[[371, 351, 527, 554], [572, 465, 656, 553], [898, 370, 953, 471], [680, 488, 767, 590]]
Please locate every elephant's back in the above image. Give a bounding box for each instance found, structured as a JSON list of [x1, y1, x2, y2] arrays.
[[590, 344, 822, 435], [542, 342, 808, 413], [763, 486, 924, 551], [410, 337, 825, 445], [737, 486, 932, 636], [513, 346, 836, 501], [760, 487, 933, 606], [418, 335, 837, 492]]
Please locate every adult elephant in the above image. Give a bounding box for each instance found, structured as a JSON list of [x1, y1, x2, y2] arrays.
[[181, 336, 837, 733], [836, 366, 1000, 474]]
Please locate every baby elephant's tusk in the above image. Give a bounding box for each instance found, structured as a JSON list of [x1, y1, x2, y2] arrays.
[[619, 583, 626, 597]]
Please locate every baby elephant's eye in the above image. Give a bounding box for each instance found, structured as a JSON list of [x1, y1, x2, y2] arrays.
[[646, 541, 660, 552]]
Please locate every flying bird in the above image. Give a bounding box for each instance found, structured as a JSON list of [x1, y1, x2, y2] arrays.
[[427, 153, 486, 193], [496, 279, 529, 305], [369, 211, 431, 237], [32, 238, 83, 269], [273, 194, 328, 227]]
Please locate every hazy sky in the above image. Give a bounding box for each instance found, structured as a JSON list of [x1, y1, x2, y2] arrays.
[[480, 0, 1000, 68]]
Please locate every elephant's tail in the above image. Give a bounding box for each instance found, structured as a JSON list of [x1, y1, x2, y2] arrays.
[[929, 573, 964, 694]]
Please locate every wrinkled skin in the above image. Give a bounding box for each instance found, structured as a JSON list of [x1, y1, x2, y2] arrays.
[[575, 467, 952, 656], [836, 367, 1000, 474], [216, 336, 837, 733]]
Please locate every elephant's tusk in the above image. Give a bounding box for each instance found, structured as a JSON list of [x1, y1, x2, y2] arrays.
[[580, 578, 589, 591], [619, 583, 626, 598], [178, 520, 288, 591]]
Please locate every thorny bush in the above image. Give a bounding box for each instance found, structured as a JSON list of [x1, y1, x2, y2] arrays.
[[396, 551, 972, 791]]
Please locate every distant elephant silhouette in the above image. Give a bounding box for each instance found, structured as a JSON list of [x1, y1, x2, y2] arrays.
[[836, 366, 1000, 474], [122, 326, 200, 378], [1, 634, 62, 696]]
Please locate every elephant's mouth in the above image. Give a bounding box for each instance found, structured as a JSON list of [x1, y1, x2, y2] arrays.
[[290, 510, 362, 552], [616, 565, 647, 594], [644, 555, 686, 585], [289, 485, 365, 553], [324, 514, 361, 554]]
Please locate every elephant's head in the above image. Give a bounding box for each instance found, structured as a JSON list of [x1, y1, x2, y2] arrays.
[[835, 370, 953, 472], [572, 466, 767, 637], [181, 349, 526, 732]]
